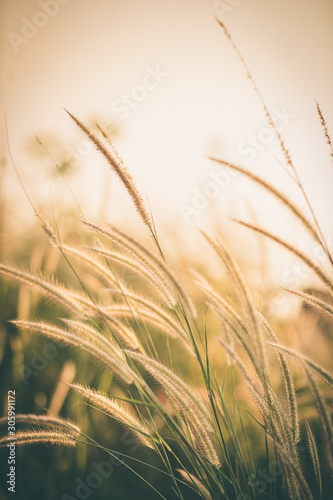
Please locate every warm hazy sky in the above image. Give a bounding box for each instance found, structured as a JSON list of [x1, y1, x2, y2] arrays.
[[1, 0, 333, 243]]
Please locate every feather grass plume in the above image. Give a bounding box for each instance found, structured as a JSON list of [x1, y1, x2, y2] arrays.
[[0, 414, 80, 436], [69, 383, 154, 449], [0, 264, 85, 314], [266, 342, 333, 389], [282, 287, 333, 318], [233, 220, 333, 294], [65, 110, 152, 230], [12, 320, 135, 385], [82, 221, 196, 316], [124, 350, 220, 467], [0, 430, 77, 448], [316, 101, 333, 160], [208, 158, 321, 246]]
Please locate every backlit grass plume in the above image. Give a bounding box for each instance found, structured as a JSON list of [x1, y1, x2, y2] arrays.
[[65, 110, 152, 231], [69, 383, 154, 450], [0, 431, 77, 448]]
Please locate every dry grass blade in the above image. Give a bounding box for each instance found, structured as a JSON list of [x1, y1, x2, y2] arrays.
[[65, 110, 152, 230], [266, 386, 296, 459], [70, 383, 154, 449], [99, 313, 141, 350], [219, 337, 297, 464], [233, 220, 333, 294], [0, 430, 77, 448], [194, 272, 259, 370], [105, 304, 178, 338], [0, 414, 80, 436]]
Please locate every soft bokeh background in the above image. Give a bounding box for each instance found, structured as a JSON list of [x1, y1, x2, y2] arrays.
[[1, 0, 333, 239]]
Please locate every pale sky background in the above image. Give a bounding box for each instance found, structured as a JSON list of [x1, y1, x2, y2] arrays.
[[1, 0, 333, 273]]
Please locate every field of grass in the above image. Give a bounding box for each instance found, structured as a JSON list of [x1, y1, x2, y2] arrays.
[[1, 21, 333, 500]]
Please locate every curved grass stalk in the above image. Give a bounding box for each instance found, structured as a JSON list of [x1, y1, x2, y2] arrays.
[[63, 245, 191, 351], [83, 221, 177, 306], [194, 272, 259, 371], [266, 386, 297, 460], [233, 220, 333, 295], [104, 304, 178, 338], [215, 311, 259, 375], [107, 289, 191, 345], [217, 339, 262, 396], [194, 272, 248, 333], [219, 338, 299, 479], [216, 20, 293, 171], [208, 158, 322, 247], [0, 258, 139, 351]]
